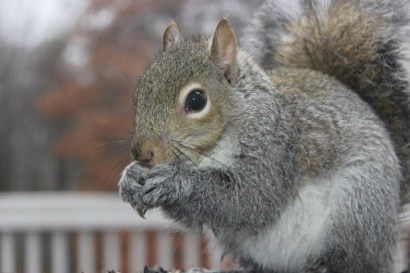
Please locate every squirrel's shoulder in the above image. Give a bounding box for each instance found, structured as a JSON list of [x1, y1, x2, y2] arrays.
[[267, 68, 364, 104]]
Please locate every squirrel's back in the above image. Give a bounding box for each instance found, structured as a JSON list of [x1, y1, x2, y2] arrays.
[[242, 0, 410, 202]]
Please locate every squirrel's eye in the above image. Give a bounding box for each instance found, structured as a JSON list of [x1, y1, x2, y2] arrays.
[[184, 89, 207, 113]]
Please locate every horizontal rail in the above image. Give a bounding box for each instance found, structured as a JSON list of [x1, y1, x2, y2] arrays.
[[0, 192, 217, 273], [399, 204, 410, 225], [0, 192, 176, 231], [0, 192, 407, 272]]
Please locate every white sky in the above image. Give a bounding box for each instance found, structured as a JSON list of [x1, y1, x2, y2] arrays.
[[0, 0, 88, 47]]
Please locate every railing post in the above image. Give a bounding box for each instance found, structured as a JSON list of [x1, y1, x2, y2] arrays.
[[156, 232, 173, 270], [25, 232, 41, 273], [183, 233, 200, 269], [207, 239, 222, 269], [103, 231, 120, 272], [51, 231, 68, 273], [78, 231, 95, 273], [1, 233, 15, 273], [130, 231, 147, 273]]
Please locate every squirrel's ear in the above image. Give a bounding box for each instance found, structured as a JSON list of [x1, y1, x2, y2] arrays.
[[209, 19, 238, 85], [163, 21, 182, 51]]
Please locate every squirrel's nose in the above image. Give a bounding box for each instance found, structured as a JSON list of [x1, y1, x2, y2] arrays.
[[131, 144, 155, 168]]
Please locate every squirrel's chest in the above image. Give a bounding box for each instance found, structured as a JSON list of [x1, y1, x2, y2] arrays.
[[197, 133, 239, 169], [221, 181, 332, 271]]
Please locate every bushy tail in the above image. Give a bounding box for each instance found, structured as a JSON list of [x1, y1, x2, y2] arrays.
[[242, 0, 410, 203]]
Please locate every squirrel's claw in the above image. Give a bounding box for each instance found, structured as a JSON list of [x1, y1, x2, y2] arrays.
[[137, 206, 148, 218]]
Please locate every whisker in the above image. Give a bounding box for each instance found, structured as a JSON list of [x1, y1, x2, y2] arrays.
[[73, 116, 134, 136], [170, 148, 188, 170], [171, 143, 198, 168], [97, 139, 130, 148], [175, 140, 231, 169], [112, 53, 137, 91], [172, 232, 184, 253], [113, 155, 132, 171]]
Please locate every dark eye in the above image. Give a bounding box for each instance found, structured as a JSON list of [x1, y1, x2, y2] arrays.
[[184, 89, 207, 113]]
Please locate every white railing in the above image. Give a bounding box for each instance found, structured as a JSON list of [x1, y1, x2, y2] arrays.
[[0, 192, 221, 273], [396, 205, 410, 273], [0, 192, 408, 273]]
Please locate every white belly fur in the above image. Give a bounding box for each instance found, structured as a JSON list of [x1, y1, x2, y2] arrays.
[[235, 181, 331, 271], [201, 134, 333, 271]]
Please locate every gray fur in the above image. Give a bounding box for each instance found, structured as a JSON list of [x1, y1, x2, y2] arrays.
[[242, 0, 410, 203], [119, 0, 408, 272]]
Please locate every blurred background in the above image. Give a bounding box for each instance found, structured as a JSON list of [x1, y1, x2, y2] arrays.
[[0, 0, 261, 193], [0, 0, 408, 273], [0, 0, 263, 273]]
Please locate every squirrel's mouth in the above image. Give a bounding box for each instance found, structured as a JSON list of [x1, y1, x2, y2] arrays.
[[130, 137, 171, 168]]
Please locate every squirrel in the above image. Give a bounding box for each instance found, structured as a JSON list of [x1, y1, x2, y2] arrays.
[[119, 0, 410, 272]]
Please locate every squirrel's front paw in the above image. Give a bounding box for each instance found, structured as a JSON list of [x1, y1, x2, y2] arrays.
[[118, 161, 148, 217], [141, 164, 178, 209]]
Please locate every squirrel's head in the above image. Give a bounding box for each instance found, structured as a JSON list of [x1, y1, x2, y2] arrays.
[[132, 19, 239, 168]]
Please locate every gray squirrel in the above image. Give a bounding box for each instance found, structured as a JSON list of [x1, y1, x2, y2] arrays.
[[119, 0, 410, 272]]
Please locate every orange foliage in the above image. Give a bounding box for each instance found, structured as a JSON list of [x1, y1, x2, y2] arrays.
[[37, 0, 184, 190]]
